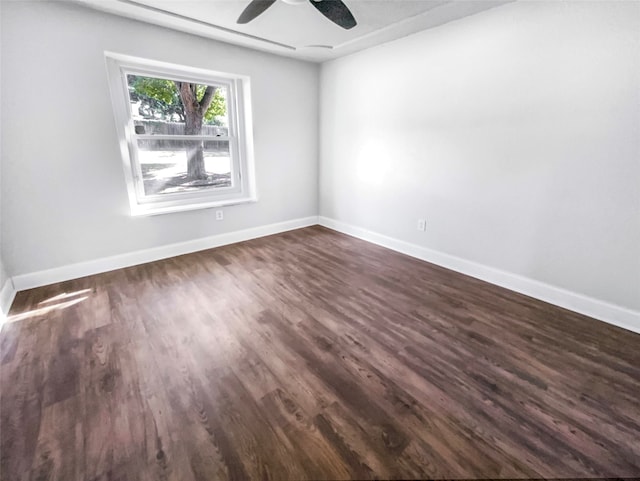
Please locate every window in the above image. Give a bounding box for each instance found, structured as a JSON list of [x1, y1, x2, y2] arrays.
[[105, 53, 256, 215]]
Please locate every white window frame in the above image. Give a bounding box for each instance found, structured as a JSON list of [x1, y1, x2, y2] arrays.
[[105, 52, 256, 216]]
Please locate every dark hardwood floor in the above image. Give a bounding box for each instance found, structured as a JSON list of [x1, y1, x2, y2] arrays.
[[1, 226, 639, 480]]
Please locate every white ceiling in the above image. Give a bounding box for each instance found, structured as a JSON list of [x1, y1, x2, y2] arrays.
[[74, 0, 513, 62]]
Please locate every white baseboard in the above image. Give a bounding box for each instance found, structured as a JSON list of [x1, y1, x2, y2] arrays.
[[7, 214, 640, 336], [319, 216, 640, 335], [0, 278, 17, 325], [12, 216, 318, 292]]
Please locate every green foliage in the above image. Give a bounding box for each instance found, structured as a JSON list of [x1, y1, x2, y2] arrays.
[[132, 77, 176, 104], [203, 88, 226, 122], [128, 75, 226, 125], [128, 75, 183, 122]]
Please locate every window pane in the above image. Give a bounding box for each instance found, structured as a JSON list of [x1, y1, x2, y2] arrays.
[[137, 139, 232, 196], [127, 74, 229, 135]]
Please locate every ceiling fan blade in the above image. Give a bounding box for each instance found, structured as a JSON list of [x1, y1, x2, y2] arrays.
[[237, 0, 277, 24], [309, 0, 357, 30]]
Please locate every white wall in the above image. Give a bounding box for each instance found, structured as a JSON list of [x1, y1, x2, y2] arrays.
[[0, 259, 7, 294], [0, 245, 7, 309], [320, 1, 640, 311], [0, 257, 10, 318], [1, 1, 318, 277], [0, 0, 8, 308]]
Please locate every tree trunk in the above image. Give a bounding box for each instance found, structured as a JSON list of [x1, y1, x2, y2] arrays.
[[184, 108, 206, 181], [176, 82, 217, 181]]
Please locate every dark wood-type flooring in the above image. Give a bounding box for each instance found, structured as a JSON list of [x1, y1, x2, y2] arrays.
[[2, 226, 639, 480]]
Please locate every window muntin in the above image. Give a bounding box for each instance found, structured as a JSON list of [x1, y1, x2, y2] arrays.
[[105, 53, 255, 215]]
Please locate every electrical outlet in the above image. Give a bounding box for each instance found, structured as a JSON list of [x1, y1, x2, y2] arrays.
[[417, 219, 426, 232], [215, 210, 224, 221]]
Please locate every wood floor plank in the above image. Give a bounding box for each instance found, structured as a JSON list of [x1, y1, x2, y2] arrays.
[[1, 226, 639, 480]]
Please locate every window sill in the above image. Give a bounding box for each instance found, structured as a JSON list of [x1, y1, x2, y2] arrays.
[[130, 196, 257, 216]]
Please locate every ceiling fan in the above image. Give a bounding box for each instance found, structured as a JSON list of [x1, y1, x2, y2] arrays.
[[237, 0, 357, 30]]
